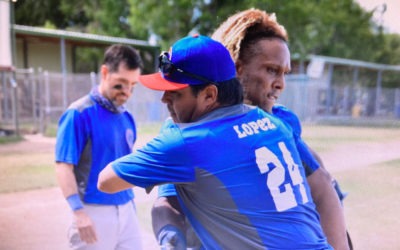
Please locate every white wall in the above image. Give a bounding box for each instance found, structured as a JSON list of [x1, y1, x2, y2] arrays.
[[15, 39, 73, 73], [0, 1, 12, 68]]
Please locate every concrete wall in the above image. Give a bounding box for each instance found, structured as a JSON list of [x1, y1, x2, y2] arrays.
[[0, 1, 12, 68], [15, 39, 73, 73]]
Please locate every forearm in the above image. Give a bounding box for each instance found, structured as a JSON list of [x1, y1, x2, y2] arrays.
[[152, 196, 186, 236], [56, 162, 86, 212], [56, 162, 98, 243], [152, 196, 188, 248], [318, 195, 348, 250], [308, 169, 349, 250], [55, 162, 79, 198]]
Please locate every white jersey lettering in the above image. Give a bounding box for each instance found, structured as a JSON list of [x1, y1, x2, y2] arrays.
[[233, 117, 276, 138]]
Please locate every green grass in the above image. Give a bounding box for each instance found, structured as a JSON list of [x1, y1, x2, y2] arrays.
[[1, 124, 399, 194], [44, 123, 59, 137], [302, 125, 400, 152], [0, 152, 56, 193], [0, 122, 164, 194], [334, 159, 400, 250], [0, 135, 23, 144], [137, 122, 163, 135], [42, 122, 163, 138]]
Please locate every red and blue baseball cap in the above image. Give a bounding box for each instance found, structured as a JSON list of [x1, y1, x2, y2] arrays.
[[139, 34, 236, 91]]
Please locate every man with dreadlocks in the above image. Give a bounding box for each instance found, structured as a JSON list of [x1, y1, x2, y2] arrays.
[[152, 8, 351, 250]]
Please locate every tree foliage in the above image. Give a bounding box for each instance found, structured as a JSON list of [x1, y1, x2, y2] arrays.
[[14, 0, 67, 28], [378, 34, 400, 87], [15, 0, 132, 36], [125, 0, 400, 65], [14, 0, 400, 76]]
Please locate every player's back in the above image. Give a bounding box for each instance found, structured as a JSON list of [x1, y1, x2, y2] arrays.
[[175, 106, 331, 249]]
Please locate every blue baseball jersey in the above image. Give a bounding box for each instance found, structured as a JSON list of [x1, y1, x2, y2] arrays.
[[158, 105, 319, 198], [272, 105, 320, 175], [112, 104, 331, 249], [55, 94, 136, 205]]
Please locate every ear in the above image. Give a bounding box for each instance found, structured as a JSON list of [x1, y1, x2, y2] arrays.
[[100, 65, 108, 80], [236, 60, 243, 76], [202, 85, 218, 105]]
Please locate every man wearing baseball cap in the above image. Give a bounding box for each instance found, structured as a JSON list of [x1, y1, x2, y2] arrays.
[[97, 35, 332, 249]]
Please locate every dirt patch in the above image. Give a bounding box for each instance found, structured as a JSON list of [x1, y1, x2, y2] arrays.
[[318, 140, 400, 173], [0, 186, 159, 250]]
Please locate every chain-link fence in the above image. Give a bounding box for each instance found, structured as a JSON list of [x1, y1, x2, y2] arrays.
[[0, 69, 169, 135], [281, 74, 400, 121], [1, 69, 400, 136]]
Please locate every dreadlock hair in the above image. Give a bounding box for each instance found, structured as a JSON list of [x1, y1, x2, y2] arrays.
[[211, 8, 288, 64]]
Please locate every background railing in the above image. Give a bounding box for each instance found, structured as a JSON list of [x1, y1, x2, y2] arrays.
[[1, 69, 399, 136]]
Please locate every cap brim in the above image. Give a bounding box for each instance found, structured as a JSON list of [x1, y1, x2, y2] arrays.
[[139, 73, 189, 91]]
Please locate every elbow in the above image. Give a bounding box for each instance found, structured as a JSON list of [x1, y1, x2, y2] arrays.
[[97, 183, 110, 193], [97, 175, 111, 193], [97, 167, 116, 193], [97, 164, 132, 193]]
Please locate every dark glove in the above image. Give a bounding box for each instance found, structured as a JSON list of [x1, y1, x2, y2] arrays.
[[158, 224, 186, 250]]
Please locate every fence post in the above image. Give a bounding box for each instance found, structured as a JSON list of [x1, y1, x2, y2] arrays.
[[375, 70, 382, 116], [90, 72, 97, 87], [37, 68, 44, 134], [9, 74, 19, 136], [395, 88, 400, 119], [29, 67, 38, 132], [60, 38, 68, 110], [326, 64, 334, 115], [1, 72, 6, 121], [44, 71, 50, 133]]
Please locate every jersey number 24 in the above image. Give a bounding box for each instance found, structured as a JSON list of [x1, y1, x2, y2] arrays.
[[255, 142, 309, 211]]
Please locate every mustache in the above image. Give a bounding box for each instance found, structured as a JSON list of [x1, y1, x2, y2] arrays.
[[113, 84, 134, 93]]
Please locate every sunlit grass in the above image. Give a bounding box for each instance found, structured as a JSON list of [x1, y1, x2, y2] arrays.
[[334, 159, 400, 250], [0, 152, 56, 193], [302, 125, 400, 152], [1, 124, 399, 196], [0, 135, 23, 144]]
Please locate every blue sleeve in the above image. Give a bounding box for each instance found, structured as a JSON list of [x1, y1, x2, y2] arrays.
[[272, 105, 302, 137], [126, 112, 137, 145], [55, 109, 88, 165], [272, 105, 319, 175], [111, 122, 196, 189], [295, 138, 320, 176], [156, 120, 191, 197], [158, 184, 178, 197]]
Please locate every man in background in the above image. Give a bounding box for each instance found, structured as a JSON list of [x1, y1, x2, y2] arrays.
[[55, 44, 143, 250]]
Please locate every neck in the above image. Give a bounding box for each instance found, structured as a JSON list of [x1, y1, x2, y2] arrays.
[[97, 84, 105, 96]]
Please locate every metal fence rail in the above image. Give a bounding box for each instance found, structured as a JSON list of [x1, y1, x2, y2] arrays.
[[281, 74, 400, 120], [1, 69, 399, 135]]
